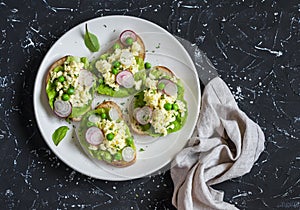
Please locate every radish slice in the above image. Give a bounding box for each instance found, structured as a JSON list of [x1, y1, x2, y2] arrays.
[[54, 100, 72, 118], [88, 114, 100, 123], [78, 69, 95, 88], [122, 147, 135, 162], [120, 51, 134, 66], [163, 81, 178, 97], [85, 127, 104, 146], [134, 106, 152, 125], [109, 108, 119, 121], [116, 70, 134, 88], [119, 30, 137, 46], [133, 107, 141, 118]]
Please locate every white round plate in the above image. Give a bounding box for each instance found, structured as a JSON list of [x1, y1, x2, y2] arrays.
[[33, 15, 201, 181]]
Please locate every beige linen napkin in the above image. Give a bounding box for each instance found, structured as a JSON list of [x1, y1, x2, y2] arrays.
[[171, 77, 265, 210]]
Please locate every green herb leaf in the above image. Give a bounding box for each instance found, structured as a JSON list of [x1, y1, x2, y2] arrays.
[[139, 148, 145, 152], [52, 126, 69, 146], [84, 24, 100, 52]]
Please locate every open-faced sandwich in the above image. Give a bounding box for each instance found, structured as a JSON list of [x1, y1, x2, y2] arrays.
[[46, 55, 96, 121], [92, 30, 148, 97], [129, 66, 188, 137], [77, 101, 136, 167]]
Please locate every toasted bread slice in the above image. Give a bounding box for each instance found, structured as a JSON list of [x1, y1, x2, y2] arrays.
[[45, 56, 95, 121], [94, 30, 147, 97], [130, 66, 176, 135], [129, 66, 188, 137], [77, 101, 136, 167]]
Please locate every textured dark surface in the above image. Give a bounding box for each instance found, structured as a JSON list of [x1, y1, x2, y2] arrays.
[[1, 0, 299, 209]]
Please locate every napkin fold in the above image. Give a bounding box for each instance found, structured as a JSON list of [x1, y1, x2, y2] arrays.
[[171, 77, 265, 210]]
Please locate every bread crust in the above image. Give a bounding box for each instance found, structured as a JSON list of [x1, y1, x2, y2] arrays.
[[95, 101, 136, 167], [45, 56, 91, 122]]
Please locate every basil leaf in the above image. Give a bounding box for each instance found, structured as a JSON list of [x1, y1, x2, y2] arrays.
[[84, 24, 100, 52], [52, 126, 69, 146]]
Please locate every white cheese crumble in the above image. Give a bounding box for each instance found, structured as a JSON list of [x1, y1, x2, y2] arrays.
[[50, 60, 93, 108], [142, 87, 182, 136], [97, 119, 129, 155], [143, 89, 162, 108], [151, 108, 177, 136], [175, 100, 187, 117], [95, 41, 142, 90], [145, 77, 158, 89]]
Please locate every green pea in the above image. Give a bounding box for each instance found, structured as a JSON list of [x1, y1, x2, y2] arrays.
[[158, 82, 165, 90], [103, 151, 112, 162], [113, 61, 121, 68], [62, 94, 70, 101], [98, 78, 104, 84], [113, 43, 121, 50], [67, 87, 75, 95], [106, 133, 115, 141], [58, 76, 65, 82], [100, 113, 107, 119], [125, 37, 133, 45], [172, 103, 179, 111], [172, 121, 180, 130], [126, 137, 134, 146], [98, 151, 106, 159], [80, 57, 89, 68], [164, 103, 172, 111], [114, 152, 122, 161], [111, 67, 119, 75], [93, 150, 102, 160], [144, 62, 151, 69]]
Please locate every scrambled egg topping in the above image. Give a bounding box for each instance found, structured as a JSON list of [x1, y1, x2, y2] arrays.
[[95, 41, 142, 90], [97, 119, 128, 155], [142, 77, 186, 136], [50, 61, 92, 107]]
